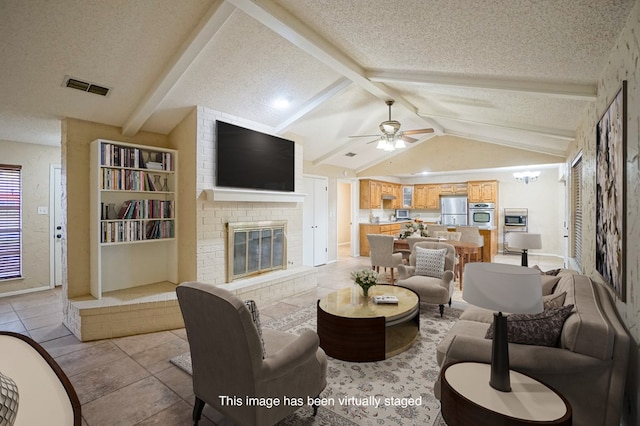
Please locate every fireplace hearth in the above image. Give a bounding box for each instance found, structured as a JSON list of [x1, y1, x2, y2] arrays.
[[226, 221, 287, 282]]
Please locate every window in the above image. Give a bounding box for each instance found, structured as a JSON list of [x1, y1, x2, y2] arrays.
[[570, 154, 582, 269], [0, 165, 22, 280]]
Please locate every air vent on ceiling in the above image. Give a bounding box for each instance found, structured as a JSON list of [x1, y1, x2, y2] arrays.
[[63, 76, 110, 97], [344, 152, 357, 157]]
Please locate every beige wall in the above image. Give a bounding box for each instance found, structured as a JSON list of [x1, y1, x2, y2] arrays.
[[566, 2, 640, 424], [61, 118, 170, 298], [358, 135, 564, 177], [0, 140, 60, 294], [168, 108, 198, 282], [337, 182, 351, 245]]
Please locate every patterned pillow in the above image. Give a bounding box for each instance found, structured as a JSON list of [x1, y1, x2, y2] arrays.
[[244, 300, 266, 359], [485, 304, 575, 347], [543, 291, 567, 310], [414, 247, 446, 278]]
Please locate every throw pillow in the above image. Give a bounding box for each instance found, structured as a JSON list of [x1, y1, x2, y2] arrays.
[[485, 304, 575, 347], [244, 300, 266, 359], [532, 265, 562, 276], [543, 291, 567, 310], [540, 275, 562, 295], [414, 247, 446, 278]]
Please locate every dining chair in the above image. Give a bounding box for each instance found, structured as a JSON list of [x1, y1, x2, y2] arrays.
[[367, 234, 403, 283]]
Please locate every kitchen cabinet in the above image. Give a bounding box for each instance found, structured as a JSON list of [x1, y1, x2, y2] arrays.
[[467, 180, 498, 203], [360, 179, 382, 209], [440, 183, 468, 195], [414, 184, 440, 209], [359, 223, 404, 256], [478, 228, 498, 262], [360, 179, 402, 209], [401, 186, 413, 208]]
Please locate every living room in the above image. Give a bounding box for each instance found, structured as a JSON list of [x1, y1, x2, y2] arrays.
[[1, 1, 639, 425]]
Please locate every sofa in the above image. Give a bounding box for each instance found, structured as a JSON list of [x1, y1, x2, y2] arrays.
[[435, 269, 630, 426]]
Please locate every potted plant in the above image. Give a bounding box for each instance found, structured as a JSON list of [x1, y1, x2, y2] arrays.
[[351, 268, 379, 297]]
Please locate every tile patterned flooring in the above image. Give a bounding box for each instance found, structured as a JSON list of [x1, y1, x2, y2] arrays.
[[0, 250, 563, 425]]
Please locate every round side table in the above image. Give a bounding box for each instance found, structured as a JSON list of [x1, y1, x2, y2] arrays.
[[441, 362, 572, 426]]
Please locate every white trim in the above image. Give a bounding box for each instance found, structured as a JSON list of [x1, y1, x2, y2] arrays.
[[204, 187, 307, 203], [49, 164, 60, 288], [0, 285, 51, 298]]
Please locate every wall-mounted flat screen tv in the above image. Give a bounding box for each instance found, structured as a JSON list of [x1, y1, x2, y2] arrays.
[[216, 120, 295, 192]]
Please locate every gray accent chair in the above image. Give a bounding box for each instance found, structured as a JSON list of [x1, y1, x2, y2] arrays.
[[367, 234, 403, 283], [396, 242, 456, 316], [176, 281, 328, 426]]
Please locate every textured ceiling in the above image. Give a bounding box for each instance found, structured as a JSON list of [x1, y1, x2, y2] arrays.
[[0, 0, 636, 172]]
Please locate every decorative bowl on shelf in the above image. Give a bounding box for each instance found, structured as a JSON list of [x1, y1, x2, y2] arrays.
[[146, 162, 163, 170]]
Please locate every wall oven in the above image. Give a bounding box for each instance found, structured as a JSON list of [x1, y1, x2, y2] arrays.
[[468, 202, 495, 227]]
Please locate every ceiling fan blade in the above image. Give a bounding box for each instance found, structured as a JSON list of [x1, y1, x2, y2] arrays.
[[366, 138, 382, 144], [401, 135, 418, 143], [349, 134, 382, 138], [402, 128, 434, 136]]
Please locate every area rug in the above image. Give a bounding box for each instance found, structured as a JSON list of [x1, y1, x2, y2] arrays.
[[171, 302, 460, 425]]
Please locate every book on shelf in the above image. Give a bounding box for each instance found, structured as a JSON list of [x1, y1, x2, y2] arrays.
[[100, 142, 174, 171], [372, 295, 399, 304]]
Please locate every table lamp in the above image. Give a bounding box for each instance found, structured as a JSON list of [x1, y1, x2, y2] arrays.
[[507, 233, 541, 266], [463, 263, 543, 392]]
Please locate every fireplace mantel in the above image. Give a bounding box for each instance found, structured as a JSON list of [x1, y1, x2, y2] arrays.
[[204, 188, 306, 203]]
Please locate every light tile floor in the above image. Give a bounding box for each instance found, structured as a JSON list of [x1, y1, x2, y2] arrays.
[[0, 250, 563, 425]]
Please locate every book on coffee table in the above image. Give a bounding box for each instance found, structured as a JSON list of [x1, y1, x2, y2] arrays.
[[372, 295, 399, 304]]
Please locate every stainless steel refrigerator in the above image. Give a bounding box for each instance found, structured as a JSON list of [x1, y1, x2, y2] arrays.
[[441, 195, 468, 226]]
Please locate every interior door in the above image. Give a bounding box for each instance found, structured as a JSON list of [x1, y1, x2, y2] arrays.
[[303, 176, 328, 266]]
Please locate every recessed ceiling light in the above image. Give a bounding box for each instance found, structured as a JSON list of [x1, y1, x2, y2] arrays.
[[273, 97, 291, 109]]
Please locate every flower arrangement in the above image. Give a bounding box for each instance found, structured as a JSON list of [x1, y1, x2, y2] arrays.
[[400, 219, 427, 239], [351, 268, 379, 297]]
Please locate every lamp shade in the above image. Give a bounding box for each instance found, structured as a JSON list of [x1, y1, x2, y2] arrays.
[[462, 263, 543, 314], [507, 232, 542, 250]]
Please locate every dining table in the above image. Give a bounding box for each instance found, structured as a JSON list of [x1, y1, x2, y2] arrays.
[[393, 238, 481, 289]]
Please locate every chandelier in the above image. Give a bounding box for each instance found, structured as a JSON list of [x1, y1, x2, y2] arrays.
[[375, 134, 406, 152], [513, 171, 540, 184]]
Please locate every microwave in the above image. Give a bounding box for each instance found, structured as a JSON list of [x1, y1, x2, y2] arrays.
[[395, 209, 410, 221], [505, 215, 527, 226]]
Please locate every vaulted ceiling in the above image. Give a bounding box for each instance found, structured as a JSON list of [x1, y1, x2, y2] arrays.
[[0, 0, 635, 173]]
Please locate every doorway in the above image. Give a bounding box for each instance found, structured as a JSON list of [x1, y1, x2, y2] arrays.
[[337, 180, 354, 259], [49, 165, 63, 287]]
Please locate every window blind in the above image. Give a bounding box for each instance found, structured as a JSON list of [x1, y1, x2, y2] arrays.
[[571, 156, 582, 268], [0, 165, 22, 280]]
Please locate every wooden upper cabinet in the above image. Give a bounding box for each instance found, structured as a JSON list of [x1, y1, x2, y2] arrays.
[[361, 179, 403, 209], [414, 184, 440, 209], [467, 180, 498, 203], [440, 182, 468, 195]]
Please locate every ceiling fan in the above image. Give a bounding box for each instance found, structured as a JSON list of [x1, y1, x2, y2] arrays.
[[349, 100, 434, 151]]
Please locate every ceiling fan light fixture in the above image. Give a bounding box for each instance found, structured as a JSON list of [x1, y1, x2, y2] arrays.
[[394, 138, 406, 149], [376, 137, 387, 150]]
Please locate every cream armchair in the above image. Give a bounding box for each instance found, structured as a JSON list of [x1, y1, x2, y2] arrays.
[[176, 282, 328, 426], [396, 242, 456, 316]]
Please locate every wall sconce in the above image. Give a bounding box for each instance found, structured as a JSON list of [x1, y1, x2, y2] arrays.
[[513, 171, 540, 184]]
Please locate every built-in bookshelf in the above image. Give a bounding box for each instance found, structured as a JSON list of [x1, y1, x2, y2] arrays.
[[90, 139, 178, 299]]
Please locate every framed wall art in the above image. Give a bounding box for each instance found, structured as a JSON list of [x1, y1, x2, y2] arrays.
[[595, 80, 627, 302]]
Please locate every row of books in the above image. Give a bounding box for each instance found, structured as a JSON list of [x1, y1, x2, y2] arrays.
[[100, 168, 168, 191], [100, 200, 174, 220], [100, 143, 174, 171], [101, 220, 174, 243]]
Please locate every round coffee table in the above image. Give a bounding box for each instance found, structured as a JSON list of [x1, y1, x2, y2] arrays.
[[317, 285, 419, 362]]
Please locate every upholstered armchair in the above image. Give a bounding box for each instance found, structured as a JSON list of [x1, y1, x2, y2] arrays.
[[367, 234, 403, 283], [176, 282, 328, 426], [396, 242, 456, 316]]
